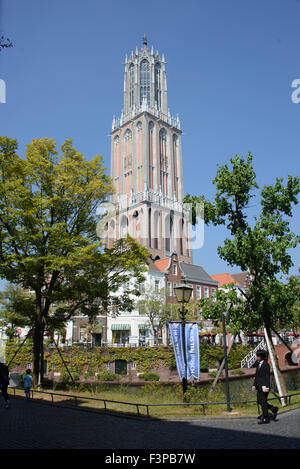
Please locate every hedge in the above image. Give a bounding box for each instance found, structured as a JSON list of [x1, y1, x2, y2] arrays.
[[5, 341, 253, 376]]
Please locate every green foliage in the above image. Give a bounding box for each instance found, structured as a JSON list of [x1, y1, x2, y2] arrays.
[[97, 371, 120, 381], [6, 341, 253, 378], [0, 35, 13, 51], [138, 371, 160, 381], [0, 284, 35, 340], [0, 136, 150, 381], [185, 153, 300, 333]]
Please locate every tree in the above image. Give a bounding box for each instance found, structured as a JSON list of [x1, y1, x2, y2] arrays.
[[0, 284, 35, 341], [0, 136, 150, 383], [136, 287, 177, 345], [197, 284, 246, 337], [185, 153, 300, 401], [0, 35, 13, 51], [136, 287, 200, 345], [288, 271, 300, 334]]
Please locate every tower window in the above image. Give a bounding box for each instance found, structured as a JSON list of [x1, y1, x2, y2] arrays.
[[140, 59, 150, 106], [129, 63, 135, 108], [155, 63, 161, 109]]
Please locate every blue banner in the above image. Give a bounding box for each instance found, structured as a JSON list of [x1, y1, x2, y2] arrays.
[[169, 321, 200, 381], [185, 322, 200, 380], [168, 322, 186, 380]]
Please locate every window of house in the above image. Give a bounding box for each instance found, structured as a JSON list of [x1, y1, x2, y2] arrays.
[[211, 288, 217, 301], [204, 287, 209, 298], [173, 283, 177, 296], [196, 286, 201, 300], [173, 264, 177, 275], [154, 279, 160, 292], [167, 282, 172, 296]]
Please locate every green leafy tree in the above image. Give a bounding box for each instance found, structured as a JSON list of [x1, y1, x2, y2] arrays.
[[137, 288, 179, 345], [137, 287, 200, 346], [0, 34, 13, 51], [185, 153, 300, 399], [285, 273, 300, 334], [197, 284, 246, 336], [0, 284, 35, 341], [0, 136, 149, 383]]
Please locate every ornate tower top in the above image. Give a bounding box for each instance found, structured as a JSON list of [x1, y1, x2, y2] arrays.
[[111, 37, 180, 132]]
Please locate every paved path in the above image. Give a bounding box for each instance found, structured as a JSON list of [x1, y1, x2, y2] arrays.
[[0, 396, 299, 449]]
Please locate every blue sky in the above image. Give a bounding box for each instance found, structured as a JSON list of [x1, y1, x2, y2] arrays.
[[0, 0, 299, 282]]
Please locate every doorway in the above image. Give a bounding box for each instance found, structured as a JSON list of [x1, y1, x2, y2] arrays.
[[114, 359, 128, 375]]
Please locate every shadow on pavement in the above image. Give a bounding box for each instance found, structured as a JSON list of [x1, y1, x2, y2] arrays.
[[0, 395, 299, 450]]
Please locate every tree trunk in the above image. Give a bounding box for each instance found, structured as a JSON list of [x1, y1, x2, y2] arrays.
[[33, 318, 42, 385], [264, 322, 288, 406]]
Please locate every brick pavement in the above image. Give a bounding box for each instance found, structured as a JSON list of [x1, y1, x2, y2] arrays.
[[0, 395, 299, 449]]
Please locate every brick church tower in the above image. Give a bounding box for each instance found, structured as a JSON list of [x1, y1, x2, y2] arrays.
[[107, 35, 193, 263]]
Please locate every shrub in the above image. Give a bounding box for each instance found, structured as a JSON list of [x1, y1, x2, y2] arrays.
[[230, 369, 245, 376], [97, 371, 120, 382], [138, 372, 160, 382], [184, 385, 208, 403]]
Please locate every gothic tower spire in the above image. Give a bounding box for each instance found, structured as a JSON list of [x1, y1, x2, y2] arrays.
[[108, 38, 192, 263]]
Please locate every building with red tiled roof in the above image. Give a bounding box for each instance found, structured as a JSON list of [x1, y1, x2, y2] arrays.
[[155, 258, 170, 273], [211, 273, 241, 287], [211, 271, 250, 297]]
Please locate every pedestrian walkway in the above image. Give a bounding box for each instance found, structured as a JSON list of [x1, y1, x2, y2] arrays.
[[0, 395, 299, 449]]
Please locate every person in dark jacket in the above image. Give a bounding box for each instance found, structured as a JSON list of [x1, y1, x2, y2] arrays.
[[252, 350, 278, 424], [0, 361, 10, 408]]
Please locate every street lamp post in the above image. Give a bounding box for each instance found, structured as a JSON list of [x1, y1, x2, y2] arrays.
[[174, 281, 193, 396], [222, 302, 231, 412]]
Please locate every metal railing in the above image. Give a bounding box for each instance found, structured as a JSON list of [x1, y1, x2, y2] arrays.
[[241, 339, 268, 368], [11, 387, 300, 419]]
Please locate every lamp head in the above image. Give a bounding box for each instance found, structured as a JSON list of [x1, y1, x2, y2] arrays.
[[174, 282, 193, 304]]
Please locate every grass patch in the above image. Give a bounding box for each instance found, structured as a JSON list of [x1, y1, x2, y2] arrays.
[[10, 384, 300, 419]]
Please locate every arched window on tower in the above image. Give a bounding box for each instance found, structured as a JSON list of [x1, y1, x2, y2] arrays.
[[179, 218, 184, 255], [173, 134, 178, 199], [140, 59, 150, 106], [148, 207, 152, 248], [153, 210, 160, 250], [120, 215, 129, 239], [155, 63, 161, 110], [159, 128, 168, 196], [129, 63, 135, 109], [164, 213, 173, 254], [148, 121, 154, 189], [123, 129, 132, 197]]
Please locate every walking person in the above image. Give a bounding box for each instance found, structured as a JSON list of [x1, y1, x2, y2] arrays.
[[252, 349, 278, 424], [23, 369, 33, 401], [0, 361, 10, 409]]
